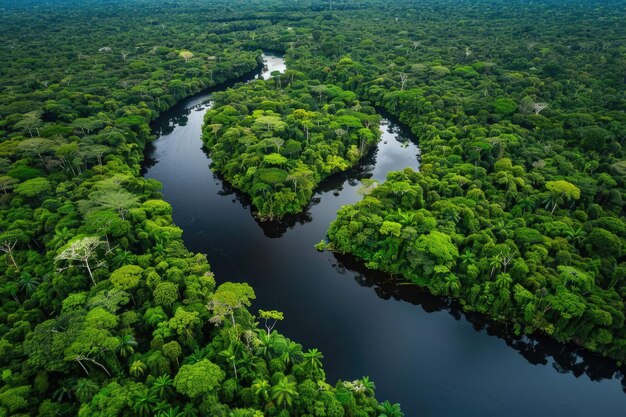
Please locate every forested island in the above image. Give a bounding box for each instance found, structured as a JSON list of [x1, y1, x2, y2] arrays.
[[1, 0, 625, 416]]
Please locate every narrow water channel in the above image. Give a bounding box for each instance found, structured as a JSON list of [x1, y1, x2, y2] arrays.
[[143, 51, 626, 417]]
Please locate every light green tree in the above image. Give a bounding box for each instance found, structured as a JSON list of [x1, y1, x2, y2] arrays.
[[174, 359, 224, 399]]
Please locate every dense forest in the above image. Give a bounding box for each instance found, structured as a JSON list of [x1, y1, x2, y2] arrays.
[[1, 0, 625, 416], [203, 79, 380, 219], [261, 2, 625, 359], [0, 1, 397, 416], [200, 0, 626, 360]]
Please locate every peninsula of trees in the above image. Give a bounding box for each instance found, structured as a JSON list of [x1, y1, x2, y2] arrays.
[[203, 78, 380, 219]]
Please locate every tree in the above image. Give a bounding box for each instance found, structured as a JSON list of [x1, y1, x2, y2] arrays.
[[0, 176, 19, 194], [174, 359, 225, 399], [132, 391, 158, 417], [208, 282, 256, 330], [281, 340, 303, 367], [65, 309, 120, 377], [179, 50, 194, 63], [255, 331, 282, 361], [163, 341, 182, 367], [153, 282, 179, 307], [110, 265, 143, 291], [75, 378, 100, 403], [167, 308, 201, 345], [532, 102, 549, 114], [89, 189, 140, 220], [55, 236, 104, 285], [407, 231, 458, 280], [129, 360, 147, 378], [399, 73, 409, 90], [493, 98, 517, 115], [263, 153, 288, 166], [302, 348, 324, 371], [360, 376, 376, 396], [544, 180, 581, 214], [16, 137, 56, 168], [219, 342, 244, 379], [14, 110, 43, 137], [258, 309, 284, 335], [18, 272, 40, 294], [14, 177, 52, 198], [286, 165, 314, 194], [271, 377, 298, 409], [585, 228, 622, 258], [378, 400, 404, 417], [440, 273, 461, 296], [0, 239, 20, 271], [252, 379, 270, 402], [150, 375, 174, 399], [116, 334, 138, 358], [0, 385, 31, 414]]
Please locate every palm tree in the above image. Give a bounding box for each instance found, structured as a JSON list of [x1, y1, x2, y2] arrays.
[[219, 342, 243, 379], [116, 334, 137, 358], [441, 274, 461, 296], [132, 392, 158, 417], [150, 374, 175, 400], [396, 209, 415, 226], [179, 403, 198, 417], [53, 378, 76, 402], [281, 340, 303, 367], [48, 226, 74, 250], [302, 348, 324, 371], [112, 249, 133, 268], [565, 226, 585, 247], [237, 349, 262, 380], [360, 376, 376, 396], [74, 378, 100, 403], [129, 360, 147, 378], [543, 192, 564, 214], [489, 253, 502, 278], [516, 197, 534, 214], [157, 406, 182, 417], [271, 377, 298, 409], [183, 347, 208, 365], [494, 273, 513, 291], [153, 401, 171, 415], [152, 237, 167, 256], [255, 331, 276, 360], [459, 249, 476, 266], [18, 273, 40, 295], [378, 400, 404, 417], [252, 379, 271, 403]]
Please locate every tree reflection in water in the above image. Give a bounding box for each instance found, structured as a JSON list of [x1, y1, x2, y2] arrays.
[[331, 251, 626, 393]]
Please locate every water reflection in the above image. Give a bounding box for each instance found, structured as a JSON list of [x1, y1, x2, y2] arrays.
[[331, 251, 626, 392]]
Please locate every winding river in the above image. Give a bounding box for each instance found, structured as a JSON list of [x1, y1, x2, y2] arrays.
[[143, 52, 626, 416]]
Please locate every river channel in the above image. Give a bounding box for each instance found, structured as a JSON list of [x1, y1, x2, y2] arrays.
[[143, 51, 626, 417]]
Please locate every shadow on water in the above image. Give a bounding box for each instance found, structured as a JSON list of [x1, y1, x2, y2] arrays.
[[331, 251, 626, 393]]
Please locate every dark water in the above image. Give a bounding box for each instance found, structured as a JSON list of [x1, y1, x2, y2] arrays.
[[143, 52, 626, 417]]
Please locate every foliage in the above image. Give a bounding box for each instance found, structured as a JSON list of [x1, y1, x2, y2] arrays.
[[0, 1, 391, 416], [203, 79, 380, 219], [286, 0, 626, 361]]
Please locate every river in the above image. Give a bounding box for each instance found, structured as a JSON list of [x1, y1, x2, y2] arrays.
[[143, 51, 626, 417]]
